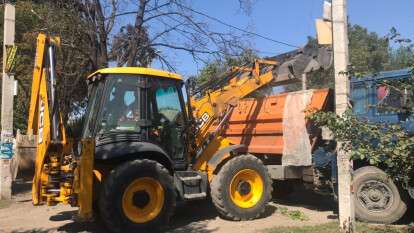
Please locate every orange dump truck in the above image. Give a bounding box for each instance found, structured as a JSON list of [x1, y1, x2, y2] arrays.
[[211, 88, 334, 184], [213, 87, 409, 224]]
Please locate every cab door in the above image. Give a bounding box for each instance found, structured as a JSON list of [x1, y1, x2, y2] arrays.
[[150, 79, 187, 165]]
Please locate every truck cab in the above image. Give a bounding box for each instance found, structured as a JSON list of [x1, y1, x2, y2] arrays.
[[350, 68, 413, 224], [351, 68, 413, 127]]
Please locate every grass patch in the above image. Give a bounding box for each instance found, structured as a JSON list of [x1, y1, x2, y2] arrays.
[[263, 222, 413, 233], [279, 207, 309, 221]]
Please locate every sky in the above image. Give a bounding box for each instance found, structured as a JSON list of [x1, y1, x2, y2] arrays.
[[120, 0, 414, 78]]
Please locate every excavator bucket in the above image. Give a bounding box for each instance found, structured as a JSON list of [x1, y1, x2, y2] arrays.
[[269, 43, 333, 85]]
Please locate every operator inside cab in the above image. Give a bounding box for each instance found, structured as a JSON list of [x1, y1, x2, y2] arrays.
[[98, 76, 141, 133], [84, 70, 186, 161]]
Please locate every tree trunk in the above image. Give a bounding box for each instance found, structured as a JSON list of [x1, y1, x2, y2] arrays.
[[94, 0, 109, 68], [126, 0, 147, 67]]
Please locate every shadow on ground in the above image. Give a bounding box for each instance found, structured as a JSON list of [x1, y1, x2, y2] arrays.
[[398, 202, 414, 225], [167, 200, 219, 233], [16, 200, 221, 233], [20, 199, 275, 233], [12, 179, 32, 196], [273, 186, 414, 224], [272, 185, 337, 212], [11, 229, 56, 233]]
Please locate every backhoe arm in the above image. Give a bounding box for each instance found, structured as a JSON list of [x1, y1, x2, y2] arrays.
[[191, 44, 332, 149], [191, 59, 277, 148], [190, 44, 332, 174], [28, 33, 71, 206]]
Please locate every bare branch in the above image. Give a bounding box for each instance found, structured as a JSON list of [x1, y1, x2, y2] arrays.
[[105, 0, 118, 33], [151, 42, 218, 54]]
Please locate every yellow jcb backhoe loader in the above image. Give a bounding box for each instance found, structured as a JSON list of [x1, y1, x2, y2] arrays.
[[28, 33, 331, 232]]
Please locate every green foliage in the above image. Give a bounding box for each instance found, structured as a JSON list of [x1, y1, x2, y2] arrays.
[[0, 2, 40, 132], [286, 24, 414, 91], [386, 27, 414, 72], [388, 47, 414, 70], [349, 25, 390, 74], [308, 29, 414, 187], [279, 207, 309, 221], [0, 1, 91, 133], [308, 109, 414, 186], [192, 48, 258, 89], [264, 221, 413, 233]]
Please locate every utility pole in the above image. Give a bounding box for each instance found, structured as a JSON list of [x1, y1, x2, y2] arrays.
[[0, 2, 16, 200], [332, 0, 355, 232], [301, 73, 307, 90]]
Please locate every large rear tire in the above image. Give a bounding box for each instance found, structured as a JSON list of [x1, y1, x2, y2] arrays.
[[353, 166, 407, 224], [99, 159, 176, 233], [211, 154, 272, 220]]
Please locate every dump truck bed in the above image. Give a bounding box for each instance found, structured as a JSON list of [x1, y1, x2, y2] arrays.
[[218, 88, 331, 158]]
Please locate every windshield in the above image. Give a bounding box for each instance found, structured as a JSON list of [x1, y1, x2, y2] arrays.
[[98, 75, 142, 135]]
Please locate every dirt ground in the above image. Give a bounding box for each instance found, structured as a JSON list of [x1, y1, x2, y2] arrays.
[[2, 181, 412, 233], [3, 182, 412, 233], [0, 179, 341, 233]]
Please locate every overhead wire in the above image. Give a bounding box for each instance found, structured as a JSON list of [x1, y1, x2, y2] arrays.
[[172, 2, 301, 49]]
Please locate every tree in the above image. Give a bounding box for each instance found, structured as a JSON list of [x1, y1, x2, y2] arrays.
[[388, 47, 414, 70], [191, 48, 258, 94], [285, 24, 395, 91], [0, 0, 253, 134], [108, 0, 249, 69], [349, 24, 390, 74], [0, 1, 91, 132]]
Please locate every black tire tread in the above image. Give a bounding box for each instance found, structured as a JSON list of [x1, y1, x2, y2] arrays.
[[210, 154, 272, 221], [99, 159, 175, 233], [353, 166, 407, 224]]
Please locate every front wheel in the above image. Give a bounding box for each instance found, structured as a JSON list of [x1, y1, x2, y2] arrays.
[[99, 159, 176, 233], [211, 154, 272, 220], [353, 166, 408, 224]]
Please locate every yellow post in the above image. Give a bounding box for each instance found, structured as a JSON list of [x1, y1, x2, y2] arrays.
[[78, 138, 94, 221]]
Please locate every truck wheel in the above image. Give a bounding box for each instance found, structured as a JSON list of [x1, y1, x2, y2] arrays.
[[353, 166, 407, 224], [99, 159, 176, 233], [211, 154, 272, 220]]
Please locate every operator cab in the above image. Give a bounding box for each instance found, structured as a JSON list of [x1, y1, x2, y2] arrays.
[[83, 67, 189, 165]]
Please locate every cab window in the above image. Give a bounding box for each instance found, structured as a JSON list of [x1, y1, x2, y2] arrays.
[[99, 76, 141, 134], [155, 86, 183, 125]]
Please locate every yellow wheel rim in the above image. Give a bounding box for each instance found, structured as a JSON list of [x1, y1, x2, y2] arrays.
[[122, 177, 164, 223], [229, 169, 264, 208]]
